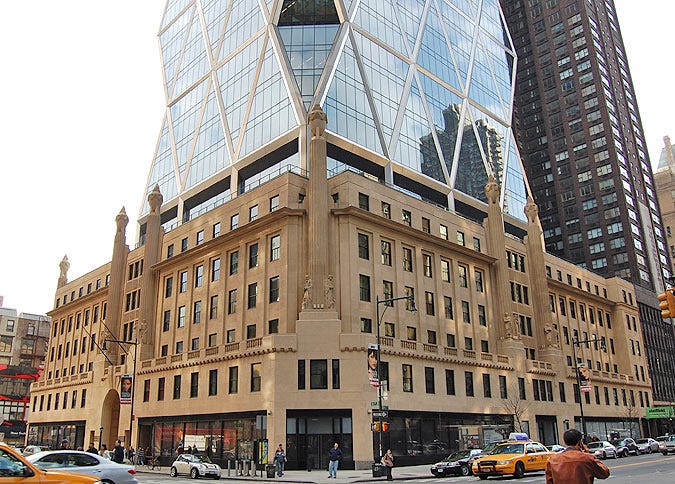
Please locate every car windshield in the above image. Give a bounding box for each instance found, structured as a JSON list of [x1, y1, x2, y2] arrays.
[[481, 443, 498, 454], [192, 455, 212, 464], [445, 450, 470, 460], [636, 439, 648, 444], [490, 444, 524, 455]]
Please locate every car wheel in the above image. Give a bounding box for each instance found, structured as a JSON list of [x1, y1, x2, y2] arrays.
[[623, 449, 629, 458], [460, 465, 471, 477], [213, 477, 220, 480], [647, 448, 652, 454], [613, 451, 618, 459], [191, 467, 200, 479], [514, 461, 525, 479], [601, 452, 606, 459], [170, 466, 178, 477], [663, 452, 669, 456]]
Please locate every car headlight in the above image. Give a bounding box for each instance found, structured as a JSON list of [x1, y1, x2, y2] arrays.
[[497, 460, 510, 465]]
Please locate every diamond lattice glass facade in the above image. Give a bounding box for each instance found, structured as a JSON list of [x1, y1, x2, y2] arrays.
[[142, 0, 531, 224]]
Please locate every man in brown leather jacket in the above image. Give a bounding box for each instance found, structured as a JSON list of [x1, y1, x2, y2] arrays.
[[546, 429, 610, 483]]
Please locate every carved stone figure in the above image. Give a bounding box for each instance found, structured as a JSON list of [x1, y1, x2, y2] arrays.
[[544, 324, 559, 348], [484, 175, 500, 205], [302, 275, 312, 310], [308, 105, 327, 139], [325, 274, 335, 309], [503, 312, 513, 339], [58, 255, 70, 288], [524, 196, 539, 225]]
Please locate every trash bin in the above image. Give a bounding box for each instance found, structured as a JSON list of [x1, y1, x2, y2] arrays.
[[266, 465, 276, 478], [372, 463, 386, 477]]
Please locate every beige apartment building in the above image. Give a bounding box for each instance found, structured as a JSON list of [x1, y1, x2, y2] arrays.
[[28, 108, 652, 469]]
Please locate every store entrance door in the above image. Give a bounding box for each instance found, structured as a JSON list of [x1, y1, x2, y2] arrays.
[[286, 411, 353, 470], [536, 416, 558, 446]]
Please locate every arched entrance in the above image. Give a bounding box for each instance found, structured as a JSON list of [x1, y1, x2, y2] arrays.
[[101, 389, 120, 449]]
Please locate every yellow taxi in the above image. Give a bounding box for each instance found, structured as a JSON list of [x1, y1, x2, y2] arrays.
[[0, 443, 101, 483], [471, 436, 553, 480]]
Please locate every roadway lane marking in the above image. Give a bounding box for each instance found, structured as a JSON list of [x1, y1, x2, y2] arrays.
[[610, 456, 675, 469]]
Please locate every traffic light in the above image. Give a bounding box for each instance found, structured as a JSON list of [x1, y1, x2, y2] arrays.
[[371, 421, 380, 432], [658, 289, 675, 318], [381, 421, 389, 432]]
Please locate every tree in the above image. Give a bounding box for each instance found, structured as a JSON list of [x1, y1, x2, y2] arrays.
[[622, 401, 640, 438], [501, 384, 530, 433]]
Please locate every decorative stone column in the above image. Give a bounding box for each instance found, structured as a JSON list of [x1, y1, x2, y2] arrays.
[[106, 207, 130, 360], [57, 255, 70, 289], [140, 185, 164, 359]]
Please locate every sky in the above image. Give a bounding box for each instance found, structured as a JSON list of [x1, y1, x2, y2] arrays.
[[0, 1, 674, 315]]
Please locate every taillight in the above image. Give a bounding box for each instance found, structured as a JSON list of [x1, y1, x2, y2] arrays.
[[128, 469, 136, 475]]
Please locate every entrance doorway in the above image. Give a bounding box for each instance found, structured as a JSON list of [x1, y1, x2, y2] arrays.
[[536, 416, 558, 446], [286, 411, 353, 470]]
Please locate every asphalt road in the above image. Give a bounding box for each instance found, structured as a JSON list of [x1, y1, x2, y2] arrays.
[[134, 453, 675, 483]]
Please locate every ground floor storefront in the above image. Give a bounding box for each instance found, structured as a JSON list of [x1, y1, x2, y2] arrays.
[[26, 420, 85, 450]]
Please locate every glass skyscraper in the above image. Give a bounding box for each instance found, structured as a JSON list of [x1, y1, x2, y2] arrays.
[[141, 0, 531, 226]]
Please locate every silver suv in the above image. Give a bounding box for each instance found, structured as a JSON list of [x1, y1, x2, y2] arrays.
[[657, 435, 675, 455]]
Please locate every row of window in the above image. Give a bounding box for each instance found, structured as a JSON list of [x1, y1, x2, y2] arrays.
[[52, 304, 106, 338], [55, 275, 109, 308], [32, 389, 87, 413]]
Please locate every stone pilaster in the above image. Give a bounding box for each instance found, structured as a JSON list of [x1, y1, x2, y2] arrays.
[[106, 207, 130, 360], [140, 185, 163, 359]]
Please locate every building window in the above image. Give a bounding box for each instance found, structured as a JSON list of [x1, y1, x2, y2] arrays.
[[461, 301, 470, 324], [475, 270, 484, 292], [423, 254, 432, 277], [269, 276, 280, 302], [440, 224, 448, 240], [191, 337, 199, 350], [464, 337, 473, 350], [165, 277, 173, 298], [195, 265, 204, 287], [518, 377, 526, 400], [445, 369, 455, 395], [457, 231, 465, 246], [268, 319, 279, 334], [228, 367, 238, 394], [193, 301, 201, 324], [310, 360, 328, 389], [422, 217, 431, 233], [211, 258, 220, 281], [427, 330, 437, 345], [271, 235, 281, 261], [209, 369, 218, 396], [177, 306, 186, 328], [402, 247, 413, 271], [425, 367, 435, 394], [175, 341, 184, 354], [213, 222, 221, 238], [157, 378, 165, 401], [444, 296, 454, 319], [210, 295, 218, 319], [229, 251, 239, 275], [402, 364, 413, 392], [248, 283, 258, 308], [381, 241, 392, 266], [249, 243, 259, 268], [179, 272, 188, 292], [478, 305, 486, 326], [499, 376, 507, 399], [447, 333, 456, 348], [297, 360, 305, 390], [161, 345, 168, 357], [181, 237, 188, 252], [483, 374, 492, 398], [246, 324, 257, 340], [167, 244, 174, 258], [458, 265, 468, 287], [465, 371, 474, 397], [361, 318, 372, 333], [332, 359, 340, 389], [383, 280, 393, 302], [473, 237, 481, 252], [359, 193, 370, 211], [208, 333, 217, 347], [227, 329, 235, 343], [402, 209, 411, 226], [230, 213, 239, 230], [384, 322, 395, 337], [381, 201, 391, 219], [190, 372, 199, 398], [173, 375, 181, 399], [407, 326, 417, 341], [250, 363, 262, 392], [425, 292, 435, 316], [196, 230, 204, 246], [358, 233, 369, 259], [228, 289, 237, 314], [269, 195, 279, 212], [359, 275, 371, 301]]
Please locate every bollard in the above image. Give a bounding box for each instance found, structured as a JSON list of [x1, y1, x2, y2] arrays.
[[227, 459, 231, 477]]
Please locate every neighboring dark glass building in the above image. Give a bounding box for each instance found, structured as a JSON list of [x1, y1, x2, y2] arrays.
[[501, 0, 675, 402]]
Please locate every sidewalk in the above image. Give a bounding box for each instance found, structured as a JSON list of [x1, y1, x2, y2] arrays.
[[135, 463, 433, 482]]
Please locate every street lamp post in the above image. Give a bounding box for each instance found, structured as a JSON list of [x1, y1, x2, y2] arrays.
[[374, 294, 416, 460], [571, 335, 605, 440], [99, 427, 103, 449]]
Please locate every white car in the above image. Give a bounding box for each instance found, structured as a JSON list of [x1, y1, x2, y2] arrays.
[[636, 438, 659, 454], [27, 450, 138, 484], [170, 454, 222, 479], [587, 441, 618, 460], [22, 446, 44, 457]]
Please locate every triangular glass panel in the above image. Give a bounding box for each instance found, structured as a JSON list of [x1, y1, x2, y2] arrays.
[[142, 116, 179, 215], [447, 0, 476, 17], [352, 0, 408, 57], [201, 0, 231, 57], [503, 141, 529, 222], [172, 10, 211, 100], [342, 0, 355, 18], [418, 72, 463, 177], [468, 39, 508, 120], [161, 0, 192, 30], [500, 10, 515, 52], [160, 6, 193, 98], [395, 0, 426, 58], [454, 108, 489, 203], [324, 37, 384, 156], [278, 0, 339, 25], [353, 30, 409, 148], [418, 0, 461, 92], [393, 74, 446, 184], [218, 0, 265, 62], [479, 0, 504, 41], [278, 21, 339, 109], [239, 39, 296, 157], [437, 0, 475, 86], [185, 86, 231, 190], [267, 0, 276, 17], [469, 106, 507, 185], [217, 35, 264, 154], [170, 79, 210, 183], [481, 32, 514, 113]]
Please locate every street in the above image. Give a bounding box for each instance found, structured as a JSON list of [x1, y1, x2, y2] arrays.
[[133, 453, 675, 483]]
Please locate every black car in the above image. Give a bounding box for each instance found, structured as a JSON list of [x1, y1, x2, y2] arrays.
[[612, 438, 640, 457], [430, 449, 483, 477]]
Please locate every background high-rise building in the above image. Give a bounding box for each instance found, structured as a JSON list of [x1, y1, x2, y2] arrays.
[[501, 0, 675, 402]]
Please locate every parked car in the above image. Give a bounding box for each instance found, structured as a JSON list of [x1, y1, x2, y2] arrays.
[[612, 438, 640, 457], [22, 446, 44, 457], [657, 435, 675, 455], [430, 449, 483, 477], [0, 443, 101, 483], [587, 441, 618, 459], [170, 453, 222, 479], [27, 450, 138, 484], [635, 438, 659, 454], [548, 444, 566, 453]]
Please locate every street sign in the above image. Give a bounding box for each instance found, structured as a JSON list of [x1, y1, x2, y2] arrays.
[[372, 411, 388, 418], [371, 401, 378, 406], [382, 406, 388, 410]]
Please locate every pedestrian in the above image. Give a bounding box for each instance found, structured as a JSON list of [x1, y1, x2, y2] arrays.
[[273, 444, 286, 477], [87, 442, 98, 454], [136, 446, 145, 465], [100, 444, 112, 460], [381, 449, 394, 481], [60, 439, 70, 449], [186, 445, 192, 454], [128, 446, 135, 463], [112, 439, 125, 464], [327, 442, 342, 478], [546, 429, 610, 484]]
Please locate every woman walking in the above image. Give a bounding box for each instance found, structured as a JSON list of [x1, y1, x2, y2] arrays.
[[381, 449, 394, 481]]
